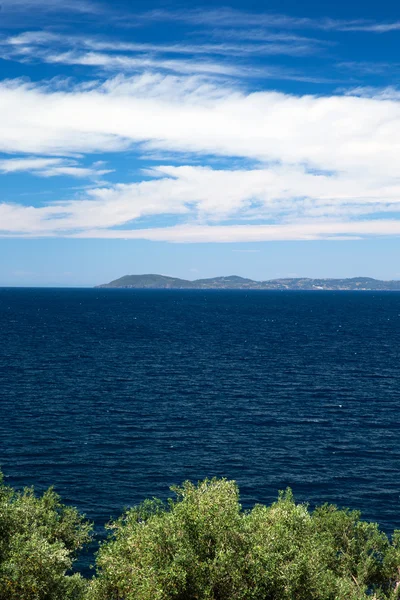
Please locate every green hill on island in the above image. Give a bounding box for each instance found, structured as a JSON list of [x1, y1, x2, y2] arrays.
[[97, 274, 400, 290]]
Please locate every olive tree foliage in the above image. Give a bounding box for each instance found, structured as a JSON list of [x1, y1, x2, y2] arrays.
[[1, 473, 400, 600], [0, 472, 92, 600], [87, 478, 400, 600]]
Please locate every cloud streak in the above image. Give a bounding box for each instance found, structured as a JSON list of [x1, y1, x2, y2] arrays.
[[44, 50, 244, 77], [2, 163, 400, 238], [0, 156, 111, 178], [72, 221, 400, 242], [0, 29, 328, 82], [140, 8, 400, 34], [0, 0, 101, 12], [4, 30, 325, 58]]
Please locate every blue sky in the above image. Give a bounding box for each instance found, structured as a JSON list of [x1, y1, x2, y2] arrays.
[[1, 0, 400, 285]]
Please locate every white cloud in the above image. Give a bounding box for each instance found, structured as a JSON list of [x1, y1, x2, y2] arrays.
[[0, 156, 111, 178], [0, 157, 63, 172], [1, 164, 400, 238], [0, 0, 103, 15], [4, 31, 61, 46], [1, 74, 400, 240], [1, 6, 400, 244], [0, 74, 399, 176], [71, 221, 400, 242]]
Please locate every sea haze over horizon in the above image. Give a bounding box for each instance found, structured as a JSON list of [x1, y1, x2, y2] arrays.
[[1, 288, 400, 565]]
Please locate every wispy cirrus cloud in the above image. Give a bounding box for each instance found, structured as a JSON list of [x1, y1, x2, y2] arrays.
[[34, 50, 334, 82], [0, 29, 327, 82], [0, 30, 336, 83], [0, 0, 109, 28], [337, 61, 400, 76], [43, 51, 244, 78], [2, 9, 396, 88], [338, 22, 400, 32], [0, 0, 101, 12], [3, 3, 399, 34], [4, 30, 325, 58], [139, 7, 400, 34]]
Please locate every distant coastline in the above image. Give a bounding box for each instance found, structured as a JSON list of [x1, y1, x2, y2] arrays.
[[96, 274, 400, 291]]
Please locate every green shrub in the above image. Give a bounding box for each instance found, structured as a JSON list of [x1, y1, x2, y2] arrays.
[[0, 472, 92, 600], [87, 478, 400, 600], [1, 473, 400, 600]]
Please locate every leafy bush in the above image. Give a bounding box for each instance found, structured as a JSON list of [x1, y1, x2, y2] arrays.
[[0, 473, 92, 600], [87, 478, 400, 600], [1, 473, 400, 600]]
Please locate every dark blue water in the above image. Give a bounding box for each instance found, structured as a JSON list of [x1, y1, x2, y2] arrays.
[[1, 289, 400, 565]]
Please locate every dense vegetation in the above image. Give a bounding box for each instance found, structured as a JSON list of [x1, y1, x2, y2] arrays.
[[0, 472, 91, 600], [1, 474, 400, 600]]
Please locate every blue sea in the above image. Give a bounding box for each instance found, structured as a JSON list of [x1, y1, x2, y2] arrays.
[[1, 288, 400, 565]]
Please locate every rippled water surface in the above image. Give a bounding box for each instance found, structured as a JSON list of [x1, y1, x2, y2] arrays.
[[1, 288, 400, 549]]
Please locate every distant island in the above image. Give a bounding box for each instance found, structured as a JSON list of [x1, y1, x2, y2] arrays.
[[96, 274, 400, 290]]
